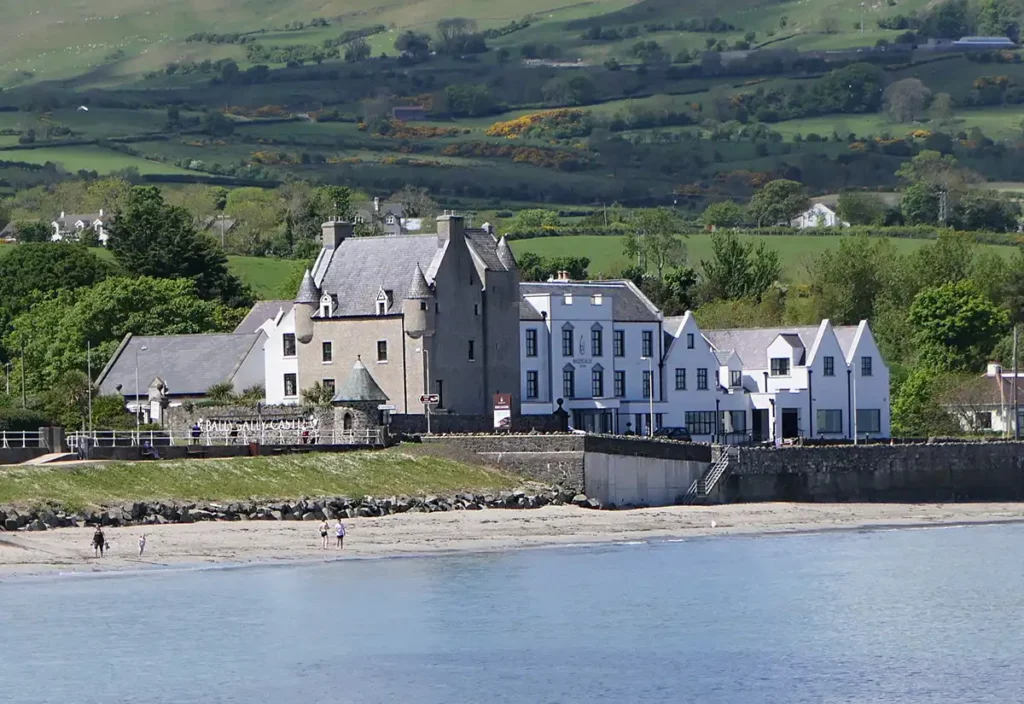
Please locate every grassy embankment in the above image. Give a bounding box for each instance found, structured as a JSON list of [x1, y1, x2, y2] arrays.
[[510, 234, 1019, 281], [0, 448, 518, 510]]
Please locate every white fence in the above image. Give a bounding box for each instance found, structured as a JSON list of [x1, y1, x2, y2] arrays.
[[66, 428, 384, 450], [0, 431, 42, 449]]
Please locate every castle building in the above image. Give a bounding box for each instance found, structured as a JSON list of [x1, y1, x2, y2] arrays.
[[293, 215, 520, 416]]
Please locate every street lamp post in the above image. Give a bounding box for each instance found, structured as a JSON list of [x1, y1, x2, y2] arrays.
[[135, 345, 148, 439], [3, 361, 10, 396]]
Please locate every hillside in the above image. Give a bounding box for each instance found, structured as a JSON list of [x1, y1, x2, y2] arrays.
[[0, 0, 1020, 208]]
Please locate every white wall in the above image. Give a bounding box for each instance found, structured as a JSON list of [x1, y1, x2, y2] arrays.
[[807, 321, 853, 439], [584, 452, 709, 506], [847, 322, 891, 438], [261, 307, 298, 405]]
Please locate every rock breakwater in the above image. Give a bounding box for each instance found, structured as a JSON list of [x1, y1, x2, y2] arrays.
[[0, 488, 604, 532]]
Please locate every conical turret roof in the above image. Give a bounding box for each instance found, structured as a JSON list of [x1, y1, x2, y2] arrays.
[[496, 235, 516, 270], [406, 263, 433, 299], [333, 357, 389, 403], [295, 269, 319, 304]]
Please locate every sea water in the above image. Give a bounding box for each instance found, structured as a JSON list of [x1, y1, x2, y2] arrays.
[[2, 524, 1024, 703]]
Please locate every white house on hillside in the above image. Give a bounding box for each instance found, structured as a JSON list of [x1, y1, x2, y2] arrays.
[[942, 362, 1024, 435], [52, 210, 112, 244], [519, 276, 665, 435], [791, 203, 849, 229]]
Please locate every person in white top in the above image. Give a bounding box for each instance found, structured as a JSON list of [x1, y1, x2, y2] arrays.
[[138, 534, 147, 557], [335, 520, 346, 549]]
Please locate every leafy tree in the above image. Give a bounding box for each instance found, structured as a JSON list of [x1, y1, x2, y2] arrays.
[[808, 236, 900, 324], [699, 230, 781, 302], [897, 150, 980, 195], [748, 179, 809, 226], [911, 230, 977, 292], [5, 276, 243, 391], [623, 208, 686, 279], [107, 186, 253, 308], [900, 183, 942, 225], [641, 266, 698, 315], [435, 17, 481, 54], [201, 112, 235, 137], [390, 186, 438, 219], [908, 280, 1008, 373], [509, 209, 561, 232], [11, 221, 50, 243], [813, 63, 885, 113], [836, 192, 886, 225], [0, 243, 112, 323], [884, 78, 931, 123], [931, 92, 955, 123], [951, 190, 1020, 232], [225, 187, 285, 256], [516, 252, 590, 281], [542, 75, 597, 106], [699, 200, 746, 228], [395, 30, 431, 60], [891, 369, 960, 437], [344, 36, 371, 62], [205, 382, 237, 403], [977, 0, 1023, 40], [443, 84, 499, 117]]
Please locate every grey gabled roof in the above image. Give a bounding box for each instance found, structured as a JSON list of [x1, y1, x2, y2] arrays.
[[96, 333, 264, 397], [520, 298, 545, 321], [234, 301, 293, 334], [333, 358, 389, 403], [295, 270, 319, 304], [496, 235, 516, 269], [466, 230, 508, 271], [702, 325, 858, 367], [519, 281, 661, 322]]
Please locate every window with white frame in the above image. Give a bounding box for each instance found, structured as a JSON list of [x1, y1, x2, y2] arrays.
[[385, 214, 396, 225], [282, 333, 296, 358], [562, 327, 573, 356], [613, 330, 624, 357], [614, 371, 625, 397], [592, 368, 604, 397], [591, 325, 603, 356], [697, 368, 708, 390], [861, 356, 873, 377], [284, 373, 297, 397], [816, 409, 843, 434], [857, 409, 881, 433], [675, 368, 686, 390], [525, 329, 538, 357], [322, 341, 333, 363], [730, 370, 741, 387], [377, 340, 388, 362], [686, 333, 694, 349], [642, 330, 653, 358], [770, 358, 790, 376]]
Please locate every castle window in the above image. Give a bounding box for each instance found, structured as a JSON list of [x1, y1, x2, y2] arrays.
[[377, 340, 388, 362], [468, 340, 475, 362], [377, 300, 387, 315], [282, 333, 296, 358], [322, 341, 333, 363], [420, 301, 427, 310], [323, 379, 336, 396], [283, 374, 297, 397]]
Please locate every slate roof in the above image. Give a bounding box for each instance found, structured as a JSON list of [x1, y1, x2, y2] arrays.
[[234, 301, 293, 334], [943, 374, 1024, 406], [713, 350, 733, 365], [333, 359, 389, 403], [295, 270, 319, 304], [699, 325, 859, 367], [407, 264, 433, 298], [520, 299, 545, 321], [520, 281, 661, 322], [314, 230, 509, 318], [96, 333, 264, 397], [54, 213, 107, 228]]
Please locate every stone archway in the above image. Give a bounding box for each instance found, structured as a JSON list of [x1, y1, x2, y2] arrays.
[[343, 412, 353, 430]]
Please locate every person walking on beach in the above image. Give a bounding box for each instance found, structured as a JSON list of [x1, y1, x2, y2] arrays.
[[319, 519, 329, 549], [92, 526, 106, 557], [138, 534, 147, 557], [335, 520, 346, 550]]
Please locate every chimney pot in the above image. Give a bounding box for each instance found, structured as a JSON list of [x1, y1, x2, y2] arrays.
[[322, 220, 352, 250]]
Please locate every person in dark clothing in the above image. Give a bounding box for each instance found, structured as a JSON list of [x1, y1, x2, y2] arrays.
[[92, 526, 106, 557], [191, 422, 202, 445]]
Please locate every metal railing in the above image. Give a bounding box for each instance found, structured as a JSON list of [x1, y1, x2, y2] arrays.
[[67, 428, 384, 450], [0, 431, 42, 449]]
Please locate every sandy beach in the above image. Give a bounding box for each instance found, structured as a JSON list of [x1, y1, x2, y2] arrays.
[[2, 502, 1024, 578]]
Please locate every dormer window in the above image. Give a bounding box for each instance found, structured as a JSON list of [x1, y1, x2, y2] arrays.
[[376, 300, 387, 315], [355, 214, 366, 224], [375, 287, 392, 316], [385, 214, 396, 225], [319, 294, 334, 318], [564, 294, 573, 305]]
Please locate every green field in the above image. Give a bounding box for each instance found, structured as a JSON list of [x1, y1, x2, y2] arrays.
[[511, 234, 1018, 281], [0, 448, 518, 509], [0, 146, 193, 176]]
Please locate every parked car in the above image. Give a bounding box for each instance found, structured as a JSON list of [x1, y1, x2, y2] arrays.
[[653, 426, 692, 441]]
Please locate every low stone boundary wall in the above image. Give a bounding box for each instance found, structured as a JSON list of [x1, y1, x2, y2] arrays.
[[0, 487, 585, 532], [423, 434, 585, 488], [719, 442, 1024, 503], [390, 414, 564, 435], [0, 447, 52, 465]]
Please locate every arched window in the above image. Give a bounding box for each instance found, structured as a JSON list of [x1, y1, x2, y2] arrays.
[[343, 413, 353, 430]]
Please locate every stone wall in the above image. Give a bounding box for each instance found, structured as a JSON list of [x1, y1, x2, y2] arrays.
[[423, 434, 585, 488], [164, 405, 333, 437], [719, 442, 1024, 503]]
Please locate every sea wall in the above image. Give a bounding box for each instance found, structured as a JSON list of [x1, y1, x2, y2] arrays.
[[718, 442, 1024, 503], [423, 435, 585, 488], [390, 414, 564, 435]]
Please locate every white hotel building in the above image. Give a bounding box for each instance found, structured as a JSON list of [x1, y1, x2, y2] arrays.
[[519, 278, 890, 441]]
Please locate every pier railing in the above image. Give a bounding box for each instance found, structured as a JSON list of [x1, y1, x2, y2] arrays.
[[66, 428, 384, 450], [0, 431, 42, 448]]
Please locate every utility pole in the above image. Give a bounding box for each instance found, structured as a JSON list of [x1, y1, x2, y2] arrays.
[[1014, 325, 1019, 440], [860, 2, 866, 33], [20, 337, 26, 409], [87, 341, 93, 436]]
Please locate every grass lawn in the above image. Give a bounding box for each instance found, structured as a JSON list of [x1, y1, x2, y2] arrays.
[[0, 146, 194, 176], [229, 255, 300, 299], [511, 234, 1017, 281], [0, 448, 518, 510], [771, 107, 1024, 142]]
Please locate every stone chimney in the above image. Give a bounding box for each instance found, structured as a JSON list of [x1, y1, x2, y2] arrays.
[[322, 220, 352, 250], [436, 212, 465, 249]]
